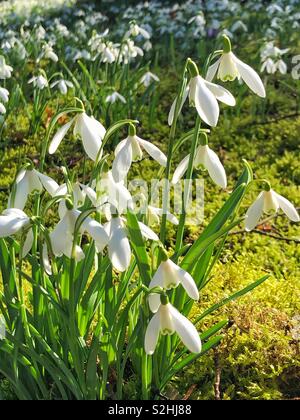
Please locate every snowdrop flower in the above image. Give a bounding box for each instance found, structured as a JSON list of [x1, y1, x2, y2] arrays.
[[9, 168, 59, 210], [145, 299, 201, 355], [49, 112, 106, 161], [0, 103, 6, 114], [188, 12, 206, 36], [143, 40, 152, 52], [0, 87, 9, 103], [104, 215, 158, 272], [0, 208, 30, 238], [206, 35, 266, 98], [245, 187, 300, 231], [28, 75, 48, 90], [168, 59, 235, 127], [105, 91, 126, 104], [0, 56, 13, 79], [121, 40, 144, 64], [50, 79, 74, 95], [261, 57, 277, 74], [140, 71, 159, 87], [148, 258, 199, 313], [83, 169, 133, 218], [112, 125, 167, 182], [260, 42, 289, 75], [172, 134, 227, 189], [50, 208, 109, 261], [39, 43, 58, 62], [125, 22, 150, 40]]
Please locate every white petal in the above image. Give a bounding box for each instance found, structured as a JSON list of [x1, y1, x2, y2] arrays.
[[148, 207, 178, 225], [49, 118, 74, 154], [11, 173, 29, 210], [138, 222, 159, 241], [203, 146, 227, 188], [75, 113, 103, 161], [168, 86, 189, 126], [193, 76, 219, 127], [145, 312, 160, 355], [0, 209, 29, 237], [245, 192, 264, 231], [83, 217, 109, 252], [21, 229, 33, 258], [172, 154, 190, 184], [114, 139, 127, 156], [170, 260, 199, 300], [204, 80, 236, 106], [107, 219, 131, 272], [27, 171, 43, 195], [169, 305, 201, 353], [206, 58, 221, 82], [274, 192, 300, 222], [233, 54, 266, 98], [34, 171, 59, 196], [50, 216, 70, 257], [138, 138, 167, 167], [112, 138, 133, 182], [42, 243, 52, 275], [148, 267, 164, 313]]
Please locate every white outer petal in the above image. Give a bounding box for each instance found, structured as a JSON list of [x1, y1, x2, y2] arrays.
[[168, 86, 189, 126], [0, 209, 29, 237], [49, 118, 74, 154], [112, 138, 133, 182], [83, 217, 109, 252], [232, 54, 266, 98], [169, 305, 202, 353], [74, 113, 103, 161], [171, 261, 199, 300], [245, 192, 264, 231], [145, 312, 160, 355], [274, 192, 300, 222], [171, 154, 190, 184], [138, 138, 167, 167], [206, 58, 221, 82], [204, 80, 236, 106], [203, 146, 227, 189], [34, 170, 59, 196], [192, 76, 219, 127], [21, 228, 34, 258], [107, 218, 131, 272], [138, 222, 159, 241]]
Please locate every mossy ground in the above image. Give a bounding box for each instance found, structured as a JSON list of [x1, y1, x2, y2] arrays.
[[0, 20, 299, 401]]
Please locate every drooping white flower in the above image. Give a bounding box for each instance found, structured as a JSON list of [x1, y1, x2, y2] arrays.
[[38, 43, 58, 62], [105, 91, 126, 104], [172, 143, 227, 189], [112, 133, 167, 182], [104, 215, 158, 272], [168, 73, 235, 127], [121, 40, 144, 64], [140, 71, 160, 87], [0, 208, 30, 238], [125, 23, 150, 40], [28, 75, 48, 90], [0, 87, 9, 103], [83, 170, 133, 218], [0, 103, 6, 114], [148, 259, 199, 313], [50, 209, 109, 261], [145, 302, 201, 355], [245, 189, 300, 231], [9, 168, 59, 210], [206, 37, 266, 98], [49, 112, 106, 161], [0, 56, 13, 79], [50, 79, 74, 95]]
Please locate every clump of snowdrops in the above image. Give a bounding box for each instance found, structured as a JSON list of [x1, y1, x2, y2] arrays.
[[0, 33, 299, 401]]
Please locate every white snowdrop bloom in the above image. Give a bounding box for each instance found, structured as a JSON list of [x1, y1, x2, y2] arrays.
[[206, 36, 266, 98], [261, 57, 277, 74], [83, 170, 133, 218], [49, 112, 106, 161], [0, 56, 13, 79], [0, 208, 30, 238], [148, 259, 199, 313], [143, 40, 152, 52], [104, 216, 158, 272], [0, 87, 9, 103], [172, 141, 227, 189], [9, 168, 59, 210], [0, 103, 6, 114], [50, 209, 109, 261], [112, 132, 167, 182], [105, 91, 126, 104], [276, 59, 287, 74], [140, 71, 160, 87], [245, 189, 300, 231], [168, 66, 235, 127], [121, 40, 144, 64], [125, 23, 150, 40], [146, 205, 178, 226], [39, 43, 58, 62], [28, 75, 48, 90], [145, 302, 201, 355], [50, 79, 74, 95]]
